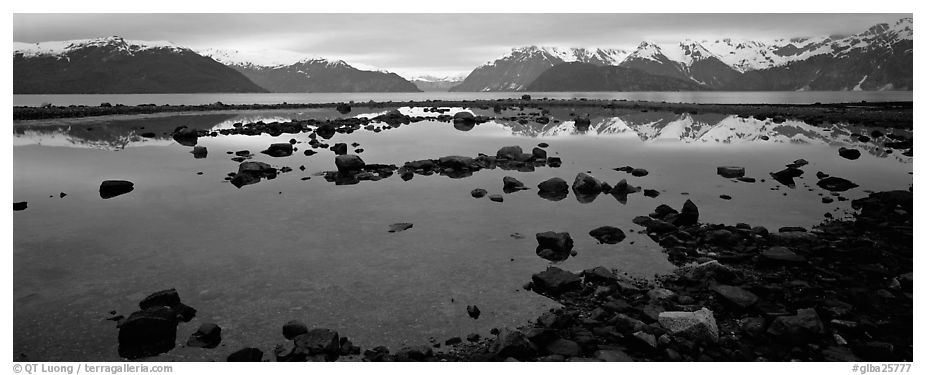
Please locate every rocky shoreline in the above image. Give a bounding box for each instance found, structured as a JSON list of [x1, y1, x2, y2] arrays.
[[109, 188, 911, 362], [13, 98, 913, 129]]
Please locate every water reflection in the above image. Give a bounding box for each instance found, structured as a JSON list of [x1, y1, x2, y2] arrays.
[[14, 109, 912, 165]]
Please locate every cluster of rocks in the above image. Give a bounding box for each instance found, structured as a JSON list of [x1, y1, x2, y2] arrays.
[[116, 289, 200, 359]]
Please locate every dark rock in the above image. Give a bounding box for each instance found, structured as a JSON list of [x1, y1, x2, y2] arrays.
[[589, 226, 626, 244], [330, 143, 348, 155], [467, 305, 481, 320], [657, 308, 719, 343], [770, 167, 804, 187], [471, 188, 488, 198], [171, 126, 199, 146], [466, 333, 481, 342], [445, 337, 462, 346], [736, 177, 756, 183], [535, 232, 574, 261], [531, 267, 581, 293], [838, 147, 861, 160], [767, 308, 825, 341], [545, 338, 580, 357], [261, 143, 293, 157], [503, 176, 528, 193], [438, 156, 476, 170], [394, 345, 433, 361], [674, 199, 699, 227], [761, 246, 806, 264], [537, 178, 569, 201], [610, 178, 638, 195], [186, 323, 222, 348], [531, 147, 547, 160], [493, 329, 537, 360], [362, 346, 390, 362], [717, 166, 745, 178], [13, 202, 27, 211], [496, 146, 526, 161], [388, 223, 413, 233], [538, 142, 549, 148], [817, 176, 859, 192], [283, 320, 309, 340], [643, 189, 660, 198], [595, 349, 634, 362], [191, 146, 207, 159], [335, 103, 351, 114], [99, 180, 134, 199], [118, 306, 179, 359], [645, 219, 678, 235], [334, 155, 365, 174], [710, 284, 759, 309], [227, 347, 263, 362], [488, 194, 504, 202], [719, 194, 732, 200], [547, 157, 562, 167], [630, 168, 649, 177], [293, 328, 340, 361], [572, 173, 606, 194], [574, 117, 591, 130]]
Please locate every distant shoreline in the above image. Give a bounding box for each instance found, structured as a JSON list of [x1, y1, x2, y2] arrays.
[[13, 99, 913, 129]]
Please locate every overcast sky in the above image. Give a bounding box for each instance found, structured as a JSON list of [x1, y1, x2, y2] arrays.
[[12, 13, 911, 78]]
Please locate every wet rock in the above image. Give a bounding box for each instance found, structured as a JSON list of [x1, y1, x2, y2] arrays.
[[719, 194, 732, 200], [645, 220, 678, 235], [547, 157, 562, 167], [531, 267, 581, 293], [770, 167, 804, 187], [99, 180, 135, 199], [471, 188, 488, 198], [610, 179, 639, 196], [262, 143, 293, 157], [118, 306, 180, 359], [657, 308, 719, 343], [492, 329, 537, 360], [283, 320, 309, 340], [140, 132, 156, 138], [335, 103, 351, 114], [330, 143, 348, 155], [496, 146, 527, 161], [717, 166, 745, 178], [631, 168, 649, 177], [227, 347, 263, 362], [817, 176, 859, 192], [767, 308, 825, 341], [588, 226, 626, 244], [503, 176, 529, 193], [710, 284, 759, 309], [838, 147, 861, 160], [334, 155, 365, 174], [535, 232, 574, 261], [388, 223, 413, 233], [467, 305, 481, 320], [537, 177, 569, 201], [293, 328, 341, 361], [488, 194, 504, 202], [674, 199, 699, 227], [643, 189, 660, 198], [572, 173, 606, 194], [574, 117, 591, 130], [761, 246, 806, 264], [186, 323, 222, 348], [545, 338, 580, 357], [736, 177, 756, 183], [191, 146, 207, 159], [13, 202, 27, 211], [172, 126, 199, 146], [438, 156, 476, 170], [531, 147, 547, 160]]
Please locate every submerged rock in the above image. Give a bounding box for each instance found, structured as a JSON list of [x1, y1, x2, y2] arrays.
[[817, 176, 859, 192], [588, 226, 626, 244], [191, 146, 207, 159], [99, 180, 135, 199], [535, 232, 574, 261]]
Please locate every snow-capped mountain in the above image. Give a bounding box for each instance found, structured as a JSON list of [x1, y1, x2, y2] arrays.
[[454, 17, 912, 91], [405, 73, 468, 92], [198, 48, 420, 93], [13, 36, 266, 94], [449, 46, 630, 92]]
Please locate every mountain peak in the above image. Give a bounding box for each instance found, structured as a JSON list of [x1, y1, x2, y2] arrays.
[[15, 36, 184, 58]]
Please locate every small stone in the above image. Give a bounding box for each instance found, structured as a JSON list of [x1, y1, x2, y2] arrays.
[[388, 223, 413, 233]]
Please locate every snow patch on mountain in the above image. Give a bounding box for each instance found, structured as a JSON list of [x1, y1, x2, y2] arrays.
[[14, 36, 185, 58]]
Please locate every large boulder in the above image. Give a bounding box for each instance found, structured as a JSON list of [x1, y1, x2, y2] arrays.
[[496, 146, 527, 161], [335, 155, 366, 174], [452, 112, 476, 131], [657, 308, 719, 343], [172, 126, 199, 146], [588, 226, 626, 244], [261, 143, 294, 157], [502, 176, 528, 193], [292, 328, 341, 361], [191, 146, 208, 159], [537, 177, 569, 201], [717, 166, 745, 178], [572, 173, 607, 194], [330, 143, 348, 155], [531, 267, 582, 294], [118, 306, 180, 359], [535, 232, 574, 261], [492, 329, 537, 360], [99, 180, 134, 199]]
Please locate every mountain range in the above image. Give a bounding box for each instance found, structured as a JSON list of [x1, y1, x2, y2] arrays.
[[12, 17, 912, 94]]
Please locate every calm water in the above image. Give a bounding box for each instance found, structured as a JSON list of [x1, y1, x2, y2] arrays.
[[13, 90, 913, 107], [13, 106, 913, 361]]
